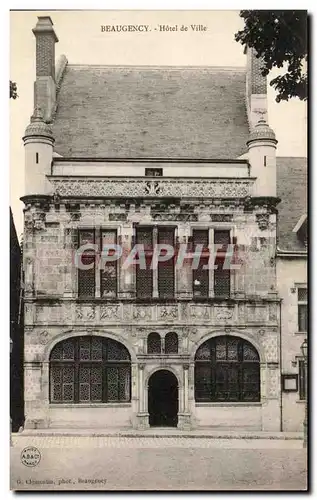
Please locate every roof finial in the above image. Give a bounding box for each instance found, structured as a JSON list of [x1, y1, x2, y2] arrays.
[[31, 105, 44, 122]]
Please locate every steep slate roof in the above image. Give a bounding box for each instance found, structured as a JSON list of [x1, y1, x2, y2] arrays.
[[277, 157, 307, 251], [52, 65, 250, 159]]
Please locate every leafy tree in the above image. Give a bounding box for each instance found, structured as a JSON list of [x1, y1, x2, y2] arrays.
[[235, 10, 307, 102], [10, 80, 18, 100]]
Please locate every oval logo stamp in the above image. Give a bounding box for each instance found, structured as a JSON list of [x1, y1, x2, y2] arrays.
[[20, 446, 41, 467]]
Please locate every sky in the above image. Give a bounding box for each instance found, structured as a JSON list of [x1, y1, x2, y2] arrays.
[[10, 10, 307, 238]]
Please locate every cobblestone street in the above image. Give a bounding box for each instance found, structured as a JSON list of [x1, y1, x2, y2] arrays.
[[11, 436, 307, 491]]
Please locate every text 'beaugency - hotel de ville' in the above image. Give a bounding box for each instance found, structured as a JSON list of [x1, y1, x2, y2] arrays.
[[20, 16, 307, 433]]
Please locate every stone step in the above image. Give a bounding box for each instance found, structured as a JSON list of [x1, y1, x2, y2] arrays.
[[14, 428, 303, 440]]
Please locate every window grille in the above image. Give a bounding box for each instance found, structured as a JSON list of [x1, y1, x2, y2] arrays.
[[158, 228, 175, 298], [135, 226, 175, 299], [147, 332, 162, 354], [164, 332, 178, 354], [194, 336, 260, 402], [100, 230, 117, 298], [50, 337, 131, 403], [78, 230, 95, 298], [192, 230, 209, 297]]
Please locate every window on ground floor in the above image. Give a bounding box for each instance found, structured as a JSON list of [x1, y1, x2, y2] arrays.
[[194, 336, 260, 402], [299, 359, 307, 400], [49, 336, 131, 403]]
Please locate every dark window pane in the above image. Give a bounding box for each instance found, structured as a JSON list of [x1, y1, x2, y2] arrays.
[[227, 338, 239, 360], [78, 230, 95, 298], [91, 337, 103, 361], [192, 229, 209, 247], [165, 332, 178, 354], [194, 336, 260, 402], [299, 360, 307, 400], [195, 342, 211, 360], [145, 168, 163, 177], [158, 260, 175, 298], [50, 344, 62, 361], [107, 339, 130, 361], [195, 363, 212, 401], [49, 337, 131, 403], [216, 340, 226, 360], [298, 304, 307, 332], [136, 227, 153, 249], [62, 383, 74, 402], [243, 343, 259, 361], [214, 266, 230, 298], [298, 288, 307, 301], [242, 365, 260, 401], [147, 332, 161, 354], [107, 367, 119, 401], [136, 264, 153, 298], [101, 230, 117, 298], [157, 227, 174, 245], [63, 340, 75, 360], [214, 230, 231, 246], [79, 337, 91, 360]]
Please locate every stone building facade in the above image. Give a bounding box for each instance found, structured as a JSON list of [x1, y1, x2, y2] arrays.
[[21, 16, 306, 432]]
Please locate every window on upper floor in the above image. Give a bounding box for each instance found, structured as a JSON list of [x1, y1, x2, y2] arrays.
[[135, 226, 175, 299], [77, 229, 118, 299], [192, 229, 231, 299], [298, 287, 307, 333]]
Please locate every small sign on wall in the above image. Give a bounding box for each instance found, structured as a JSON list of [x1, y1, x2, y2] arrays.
[[282, 374, 298, 392]]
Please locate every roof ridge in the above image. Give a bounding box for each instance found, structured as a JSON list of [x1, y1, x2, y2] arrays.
[[65, 64, 246, 71]]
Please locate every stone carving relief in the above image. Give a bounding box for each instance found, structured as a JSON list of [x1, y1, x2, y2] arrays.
[[76, 305, 95, 321], [256, 213, 270, 231], [39, 330, 49, 345], [190, 305, 210, 320], [158, 305, 178, 319], [100, 304, 120, 320], [51, 178, 252, 199], [24, 210, 46, 231], [133, 306, 152, 321], [214, 306, 234, 321]]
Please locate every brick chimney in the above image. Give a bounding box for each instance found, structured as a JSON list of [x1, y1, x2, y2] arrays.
[[245, 46, 268, 129], [32, 16, 59, 122]]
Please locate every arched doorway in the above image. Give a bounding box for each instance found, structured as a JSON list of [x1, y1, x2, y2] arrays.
[[148, 370, 178, 427]]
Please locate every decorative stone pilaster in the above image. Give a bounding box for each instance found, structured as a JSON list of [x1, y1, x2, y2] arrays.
[[118, 224, 134, 298], [177, 364, 192, 430], [136, 363, 149, 429]]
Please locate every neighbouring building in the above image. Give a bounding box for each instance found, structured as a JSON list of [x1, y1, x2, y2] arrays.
[[10, 208, 24, 431], [21, 16, 307, 432], [276, 158, 307, 432]]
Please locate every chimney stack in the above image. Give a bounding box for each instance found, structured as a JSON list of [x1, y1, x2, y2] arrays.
[[32, 16, 59, 122], [245, 46, 268, 129]]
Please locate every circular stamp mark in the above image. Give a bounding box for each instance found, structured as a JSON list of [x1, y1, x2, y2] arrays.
[[20, 446, 41, 467]]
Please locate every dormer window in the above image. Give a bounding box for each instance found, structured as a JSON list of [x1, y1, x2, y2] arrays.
[[145, 168, 163, 177]]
